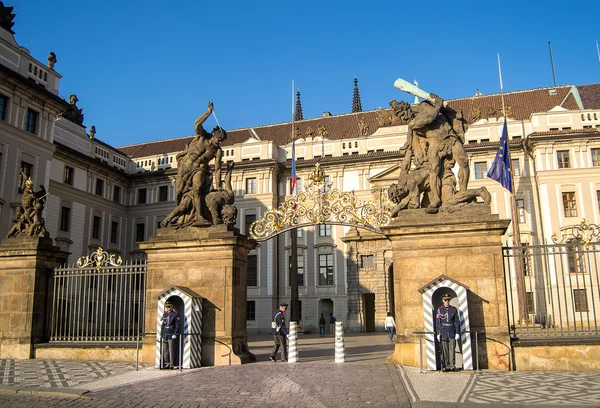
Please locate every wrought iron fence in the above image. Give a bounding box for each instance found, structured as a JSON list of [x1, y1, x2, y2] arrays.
[[49, 248, 146, 342], [503, 239, 600, 339]]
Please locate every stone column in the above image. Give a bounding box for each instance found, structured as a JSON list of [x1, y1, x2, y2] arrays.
[[0, 237, 68, 359], [382, 211, 512, 370], [139, 224, 256, 366]]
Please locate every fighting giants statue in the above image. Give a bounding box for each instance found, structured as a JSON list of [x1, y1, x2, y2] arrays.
[[389, 79, 489, 216], [6, 175, 49, 238], [161, 102, 237, 228]]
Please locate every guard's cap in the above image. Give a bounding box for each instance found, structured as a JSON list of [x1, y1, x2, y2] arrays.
[[441, 294, 452, 300], [165, 302, 173, 307], [280, 302, 289, 307]]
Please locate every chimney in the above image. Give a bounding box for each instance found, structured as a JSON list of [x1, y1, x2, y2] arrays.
[[322, 111, 332, 117]]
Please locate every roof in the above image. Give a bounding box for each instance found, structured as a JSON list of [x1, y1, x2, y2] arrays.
[[117, 84, 599, 159]]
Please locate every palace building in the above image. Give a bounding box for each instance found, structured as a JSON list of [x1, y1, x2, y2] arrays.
[[1, 6, 599, 335]]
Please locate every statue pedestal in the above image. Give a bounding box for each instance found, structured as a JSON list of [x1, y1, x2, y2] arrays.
[[382, 209, 512, 370], [139, 225, 256, 366], [0, 237, 68, 359]]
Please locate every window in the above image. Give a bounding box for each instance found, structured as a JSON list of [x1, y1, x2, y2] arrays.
[[592, 148, 600, 167], [562, 192, 577, 217], [567, 240, 586, 274], [60, 206, 70, 232], [63, 166, 73, 185], [289, 255, 305, 286], [246, 178, 257, 194], [516, 199, 526, 223], [18, 161, 32, 193], [297, 228, 303, 238], [597, 190, 600, 212], [110, 221, 119, 244], [526, 292, 535, 314], [521, 243, 532, 276], [319, 254, 334, 285], [512, 159, 520, 176], [113, 186, 121, 203], [557, 150, 570, 168], [247, 255, 257, 286], [0, 94, 7, 121], [95, 178, 104, 196], [92, 216, 101, 240], [136, 223, 145, 242], [138, 188, 147, 204], [246, 300, 256, 321], [319, 224, 331, 237], [159, 186, 168, 202], [245, 214, 256, 236], [573, 289, 588, 312], [25, 109, 38, 134], [361, 255, 374, 269], [474, 162, 487, 179]]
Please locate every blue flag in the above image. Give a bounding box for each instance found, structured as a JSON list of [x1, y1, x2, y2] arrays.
[[487, 121, 513, 193]]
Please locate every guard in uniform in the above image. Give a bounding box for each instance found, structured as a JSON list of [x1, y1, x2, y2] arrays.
[[269, 302, 288, 362], [160, 302, 180, 369], [436, 294, 461, 371]]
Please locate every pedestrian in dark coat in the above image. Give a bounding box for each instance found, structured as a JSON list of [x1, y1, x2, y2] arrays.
[[270, 303, 288, 362], [436, 294, 461, 371]]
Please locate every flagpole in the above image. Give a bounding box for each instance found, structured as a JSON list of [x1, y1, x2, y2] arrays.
[[498, 54, 528, 325], [290, 80, 299, 324]]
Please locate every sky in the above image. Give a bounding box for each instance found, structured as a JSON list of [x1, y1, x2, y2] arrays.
[[10, 0, 600, 148]]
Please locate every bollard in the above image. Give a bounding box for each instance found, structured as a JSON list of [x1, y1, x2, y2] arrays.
[[288, 321, 298, 363], [334, 321, 345, 363]]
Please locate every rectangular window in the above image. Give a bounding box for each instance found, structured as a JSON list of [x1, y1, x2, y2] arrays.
[[92, 215, 101, 240], [138, 188, 147, 204], [18, 161, 33, 193], [319, 224, 331, 237], [95, 178, 104, 196], [516, 199, 526, 223], [592, 148, 600, 167], [113, 185, 121, 203], [474, 162, 488, 179], [245, 214, 256, 236], [136, 223, 145, 242], [297, 228, 303, 238], [159, 186, 168, 202], [60, 206, 70, 232], [361, 255, 374, 269], [246, 300, 256, 321], [288, 255, 305, 286], [110, 221, 118, 244], [562, 192, 577, 217], [526, 292, 535, 314], [521, 243, 532, 276], [63, 166, 73, 185], [567, 240, 586, 274], [247, 255, 257, 287], [573, 289, 588, 312], [512, 158, 521, 176], [0, 94, 8, 121], [557, 150, 570, 169], [319, 254, 334, 285], [25, 109, 38, 134], [246, 178, 257, 194]]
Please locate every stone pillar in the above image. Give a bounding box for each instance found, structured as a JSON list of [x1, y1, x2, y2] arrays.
[[139, 224, 256, 366], [382, 211, 512, 370], [0, 237, 68, 359]]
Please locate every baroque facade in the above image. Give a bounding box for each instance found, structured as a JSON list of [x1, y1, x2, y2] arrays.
[[1, 13, 599, 335]]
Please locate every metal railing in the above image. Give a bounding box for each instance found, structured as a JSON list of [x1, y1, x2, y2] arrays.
[[49, 259, 147, 342], [503, 241, 600, 339]]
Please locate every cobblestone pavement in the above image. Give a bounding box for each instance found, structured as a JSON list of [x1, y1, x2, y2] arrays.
[[1, 334, 600, 407]]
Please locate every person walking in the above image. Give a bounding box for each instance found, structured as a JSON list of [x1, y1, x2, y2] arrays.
[[319, 313, 326, 337], [269, 303, 288, 362], [385, 311, 396, 341], [328, 312, 337, 336], [436, 294, 461, 372]]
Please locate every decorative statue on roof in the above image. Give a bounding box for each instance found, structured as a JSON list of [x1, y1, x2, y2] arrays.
[[6, 175, 49, 239], [0, 2, 15, 34], [47, 52, 57, 69], [161, 101, 235, 228], [388, 78, 490, 215], [60, 94, 84, 125]]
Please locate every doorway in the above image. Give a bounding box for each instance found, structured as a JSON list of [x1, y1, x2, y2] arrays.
[[363, 293, 375, 332]]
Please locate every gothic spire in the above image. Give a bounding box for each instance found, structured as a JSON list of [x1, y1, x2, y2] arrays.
[[294, 90, 303, 121], [352, 77, 362, 113]]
